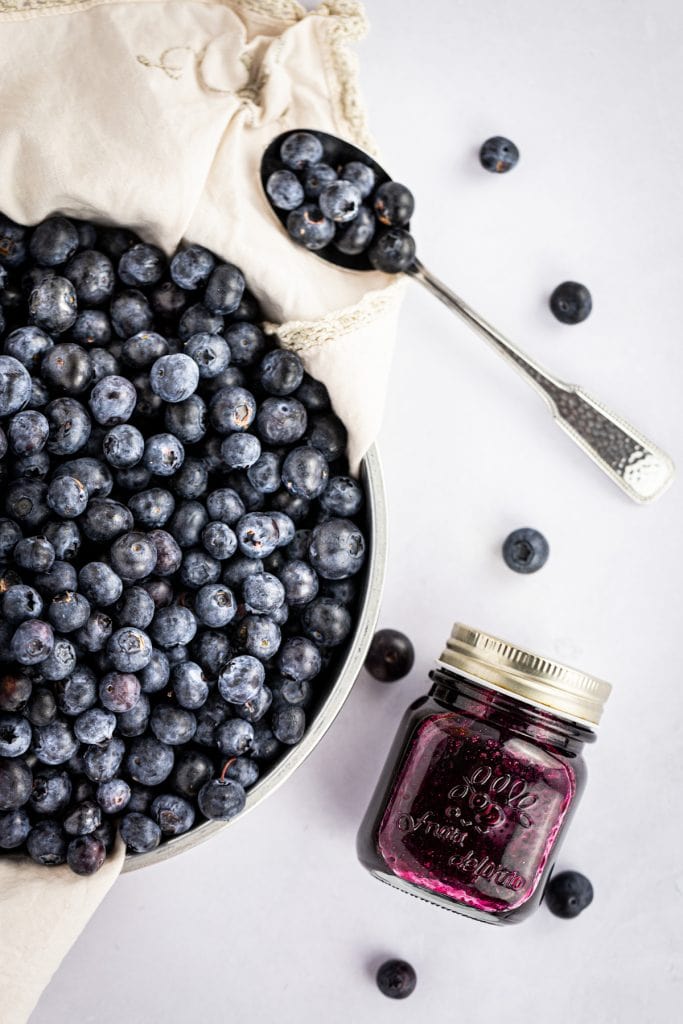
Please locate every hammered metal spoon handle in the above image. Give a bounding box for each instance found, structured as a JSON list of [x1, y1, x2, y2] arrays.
[[409, 259, 674, 503]]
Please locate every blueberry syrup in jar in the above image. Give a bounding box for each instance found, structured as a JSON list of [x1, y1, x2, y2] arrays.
[[357, 624, 611, 925]]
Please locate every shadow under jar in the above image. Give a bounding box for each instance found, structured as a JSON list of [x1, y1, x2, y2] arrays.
[[357, 623, 612, 925]]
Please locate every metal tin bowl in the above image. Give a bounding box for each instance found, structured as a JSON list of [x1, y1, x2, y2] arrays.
[[123, 444, 387, 871]]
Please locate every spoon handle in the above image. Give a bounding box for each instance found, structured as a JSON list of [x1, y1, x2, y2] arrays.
[[408, 259, 674, 504]]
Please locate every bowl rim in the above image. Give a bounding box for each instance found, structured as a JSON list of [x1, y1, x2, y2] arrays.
[[122, 443, 387, 870]]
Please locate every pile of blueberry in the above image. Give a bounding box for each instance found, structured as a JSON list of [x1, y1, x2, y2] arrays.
[[0, 212, 367, 875], [264, 131, 416, 274]]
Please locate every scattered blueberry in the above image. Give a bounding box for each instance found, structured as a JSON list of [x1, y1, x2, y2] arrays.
[[365, 629, 415, 682], [544, 870, 594, 918], [376, 959, 417, 999], [479, 136, 519, 174], [549, 281, 592, 325]]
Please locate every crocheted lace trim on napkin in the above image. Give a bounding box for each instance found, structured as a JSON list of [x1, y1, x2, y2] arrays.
[[264, 279, 404, 352]]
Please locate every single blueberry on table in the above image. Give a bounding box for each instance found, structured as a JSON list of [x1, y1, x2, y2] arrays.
[[286, 205, 335, 251], [502, 527, 549, 574], [368, 228, 416, 273], [266, 169, 305, 211], [280, 131, 324, 170], [479, 135, 519, 173], [376, 959, 417, 1000], [544, 870, 594, 918], [549, 281, 592, 325]]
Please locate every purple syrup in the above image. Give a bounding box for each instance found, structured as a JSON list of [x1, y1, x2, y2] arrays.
[[377, 712, 575, 914]]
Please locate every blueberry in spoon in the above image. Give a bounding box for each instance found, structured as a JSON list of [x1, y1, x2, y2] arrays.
[[261, 129, 674, 504]]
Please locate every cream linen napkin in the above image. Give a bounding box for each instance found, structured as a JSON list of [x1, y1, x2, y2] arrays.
[[0, 1, 402, 1020]]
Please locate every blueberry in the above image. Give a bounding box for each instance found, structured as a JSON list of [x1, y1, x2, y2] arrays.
[[242, 572, 285, 615], [107, 627, 153, 673], [286, 205, 335, 250], [57, 456, 113, 498], [74, 707, 116, 745], [64, 799, 101, 836], [338, 161, 375, 198], [168, 500, 208, 548], [549, 281, 592, 325], [247, 452, 281, 494], [139, 649, 170, 694], [209, 385, 257, 434], [28, 768, 72, 814], [128, 488, 176, 528], [0, 671, 32, 712], [198, 776, 246, 820], [88, 374, 137, 426], [204, 263, 245, 316], [206, 487, 245, 524], [257, 397, 307, 446], [368, 228, 416, 273], [198, 523, 236, 566], [146, 529, 182, 576], [46, 474, 88, 518], [75, 564, 120, 608], [334, 206, 376, 255], [150, 604, 197, 647], [151, 281, 187, 319], [306, 413, 346, 461], [271, 677, 312, 708], [0, 756, 32, 809], [150, 705, 196, 746], [120, 812, 161, 853], [164, 394, 208, 443], [102, 424, 145, 469], [121, 330, 168, 368], [117, 691, 151, 737], [36, 560, 80, 597], [7, 410, 49, 456], [302, 597, 351, 646], [151, 793, 195, 836], [169, 750, 213, 800], [0, 714, 32, 757], [223, 323, 267, 366], [27, 820, 67, 866], [44, 398, 91, 455], [0, 808, 31, 848], [374, 182, 414, 227], [96, 226, 138, 261], [271, 705, 306, 745], [126, 735, 175, 786], [226, 470, 264, 512], [39, 638, 78, 681], [282, 446, 329, 499], [259, 349, 304, 396], [179, 548, 220, 588], [0, 214, 28, 268], [33, 719, 78, 764], [96, 778, 131, 815], [223, 757, 259, 788], [126, 786, 154, 814], [2, 585, 43, 624], [170, 244, 216, 290], [116, 586, 156, 629], [29, 216, 79, 267], [29, 276, 78, 333], [67, 834, 107, 875], [0, 355, 31, 416], [194, 582, 237, 628], [109, 531, 158, 582], [545, 870, 593, 918], [280, 131, 324, 170], [75, 611, 113, 653], [270, 511, 296, 548], [110, 289, 154, 338], [266, 169, 305, 210], [178, 302, 224, 342], [502, 527, 549, 574], [277, 636, 322, 683], [218, 654, 265, 704], [115, 464, 152, 491], [118, 243, 165, 287], [364, 631, 414, 687], [11, 619, 54, 664], [376, 959, 417, 999], [221, 432, 261, 470], [309, 517, 366, 579], [250, 724, 280, 760], [171, 661, 209, 710], [303, 163, 338, 198], [216, 718, 255, 757], [236, 512, 281, 558], [99, 670, 141, 713], [26, 688, 57, 728], [319, 180, 363, 223], [71, 309, 112, 347], [64, 249, 115, 304], [234, 686, 272, 724], [6, 478, 50, 529], [184, 332, 231, 378], [150, 353, 199, 403], [277, 559, 318, 606], [13, 450, 51, 480], [3, 326, 54, 372], [269, 488, 310, 523], [47, 591, 91, 633], [191, 629, 231, 677], [81, 498, 133, 543], [83, 735, 126, 782], [479, 136, 519, 173]]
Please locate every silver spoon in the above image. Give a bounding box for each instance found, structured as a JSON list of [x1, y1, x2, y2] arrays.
[[262, 130, 675, 503]]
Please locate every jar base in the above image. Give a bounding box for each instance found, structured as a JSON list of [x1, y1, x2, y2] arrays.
[[369, 867, 527, 926]]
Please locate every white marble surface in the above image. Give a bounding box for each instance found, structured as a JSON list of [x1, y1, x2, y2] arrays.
[[32, 1, 683, 1021]]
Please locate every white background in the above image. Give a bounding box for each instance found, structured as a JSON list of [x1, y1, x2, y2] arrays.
[[32, 1, 683, 1022]]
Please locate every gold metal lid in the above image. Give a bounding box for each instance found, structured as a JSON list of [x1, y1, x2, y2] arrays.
[[438, 623, 612, 727]]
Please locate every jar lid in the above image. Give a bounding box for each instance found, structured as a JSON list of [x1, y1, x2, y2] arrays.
[[438, 623, 612, 726]]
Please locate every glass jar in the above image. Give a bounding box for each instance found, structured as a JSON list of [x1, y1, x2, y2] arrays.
[[357, 623, 611, 925]]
